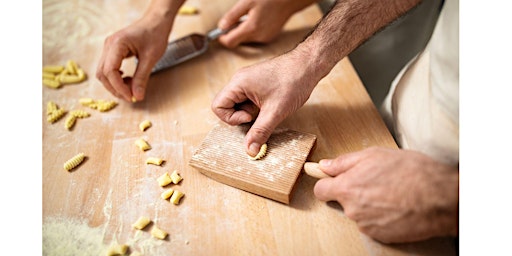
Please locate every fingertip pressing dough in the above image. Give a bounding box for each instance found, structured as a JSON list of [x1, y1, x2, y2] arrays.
[[145, 157, 163, 166], [105, 243, 129, 256], [132, 216, 151, 230], [160, 188, 174, 200], [249, 143, 267, 160], [170, 190, 184, 205], [150, 226, 168, 240], [139, 120, 152, 131], [63, 152, 85, 171], [157, 172, 172, 187], [135, 138, 151, 151], [170, 170, 183, 184]]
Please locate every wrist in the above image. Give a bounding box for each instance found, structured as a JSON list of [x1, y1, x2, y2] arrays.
[[142, 0, 185, 33]]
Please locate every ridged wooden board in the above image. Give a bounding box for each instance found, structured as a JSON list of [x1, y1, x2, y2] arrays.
[[189, 123, 317, 204]]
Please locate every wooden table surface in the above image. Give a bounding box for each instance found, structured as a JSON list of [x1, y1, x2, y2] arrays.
[[42, 0, 456, 255]]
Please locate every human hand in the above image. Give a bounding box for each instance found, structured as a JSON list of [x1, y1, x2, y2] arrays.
[[211, 51, 319, 156], [217, 0, 316, 48], [96, 16, 172, 102], [314, 147, 459, 243]]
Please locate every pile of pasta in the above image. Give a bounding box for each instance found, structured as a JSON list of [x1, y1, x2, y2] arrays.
[[43, 60, 87, 89]]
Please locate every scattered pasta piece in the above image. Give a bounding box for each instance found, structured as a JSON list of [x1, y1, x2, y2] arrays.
[[43, 65, 65, 73], [79, 98, 118, 112], [70, 110, 91, 118], [157, 172, 172, 187], [65, 115, 77, 130], [249, 143, 267, 160], [132, 216, 151, 230], [178, 5, 199, 15], [47, 108, 67, 123], [79, 98, 95, 106], [150, 226, 168, 240], [43, 72, 56, 80], [131, 96, 137, 103], [170, 190, 185, 205], [160, 188, 174, 200], [43, 79, 61, 89], [146, 157, 163, 166], [170, 170, 183, 184], [63, 152, 85, 171], [105, 243, 129, 256], [46, 101, 58, 115], [135, 138, 151, 151], [139, 120, 152, 132]]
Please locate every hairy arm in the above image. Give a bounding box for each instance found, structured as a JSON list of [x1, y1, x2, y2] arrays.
[[293, 0, 422, 83]]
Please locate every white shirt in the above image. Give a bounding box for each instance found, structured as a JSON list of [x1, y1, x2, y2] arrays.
[[381, 0, 459, 166]]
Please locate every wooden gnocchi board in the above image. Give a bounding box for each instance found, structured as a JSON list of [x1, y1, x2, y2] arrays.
[[189, 122, 317, 204]]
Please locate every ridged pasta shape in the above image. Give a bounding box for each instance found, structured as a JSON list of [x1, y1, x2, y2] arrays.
[[47, 108, 66, 123], [249, 143, 267, 160], [65, 115, 77, 130], [70, 110, 90, 118], [63, 153, 85, 171], [46, 101, 58, 115]]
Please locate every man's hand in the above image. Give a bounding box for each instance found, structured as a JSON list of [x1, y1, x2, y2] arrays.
[[217, 0, 316, 48], [314, 147, 459, 243], [211, 51, 319, 156]]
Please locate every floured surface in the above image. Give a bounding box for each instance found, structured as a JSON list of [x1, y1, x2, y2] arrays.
[[189, 123, 316, 204], [42, 0, 456, 254]]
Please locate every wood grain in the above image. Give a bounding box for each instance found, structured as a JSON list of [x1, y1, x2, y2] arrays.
[[189, 123, 317, 204], [42, 0, 457, 255]]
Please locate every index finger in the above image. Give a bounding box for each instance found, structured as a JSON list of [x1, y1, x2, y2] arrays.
[[319, 151, 364, 177], [102, 45, 132, 101]]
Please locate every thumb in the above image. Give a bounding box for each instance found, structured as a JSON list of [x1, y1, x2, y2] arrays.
[[244, 110, 280, 157], [130, 57, 153, 101]]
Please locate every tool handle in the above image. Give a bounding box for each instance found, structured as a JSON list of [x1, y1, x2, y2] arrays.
[[207, 15, 248, 41], [303, 162, 331, 179]]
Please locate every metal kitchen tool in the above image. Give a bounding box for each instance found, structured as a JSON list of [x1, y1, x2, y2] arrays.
[[151, 18, 245, 74]]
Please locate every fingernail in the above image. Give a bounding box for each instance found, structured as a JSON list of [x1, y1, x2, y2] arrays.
[[248, 143, 261, 157], [218, 19, 227, 30], [319, 159, 332, 167]]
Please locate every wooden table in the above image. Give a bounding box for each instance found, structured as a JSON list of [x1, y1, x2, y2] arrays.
[[43, 0, 457, 255]]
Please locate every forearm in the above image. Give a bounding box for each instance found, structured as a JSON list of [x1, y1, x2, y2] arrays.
[[140, 0, 186, 35], [293, 0, 422, 82]]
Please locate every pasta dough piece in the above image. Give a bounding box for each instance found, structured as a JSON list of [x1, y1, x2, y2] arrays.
[[79, 98, 95, 106], [105, 243, 129, 256], [249, 143, 267, 160], [70, 110, 90, 118], [46, 101, 58, 115], [146, 157, 163, 166], [139, 120, 152, 132], [160, 188, 174, 200], [65, 115, 77, 130], [42, 65, 65, 73], [135, 138, 151, 151], [65, 60, 78, 75], [43, 79, 61, 89], [150, 226, 168, 240], [43, 72, 56, 80], [157, 172, 172, 187], [178, 5, 199, 15], [63, 152, 85, 171], [132, 216, 151, 230], [170, 190, 185, 205], [79, 98, 118, 112], [47, 108, 67, 123], [170, 170, 183, 184]]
